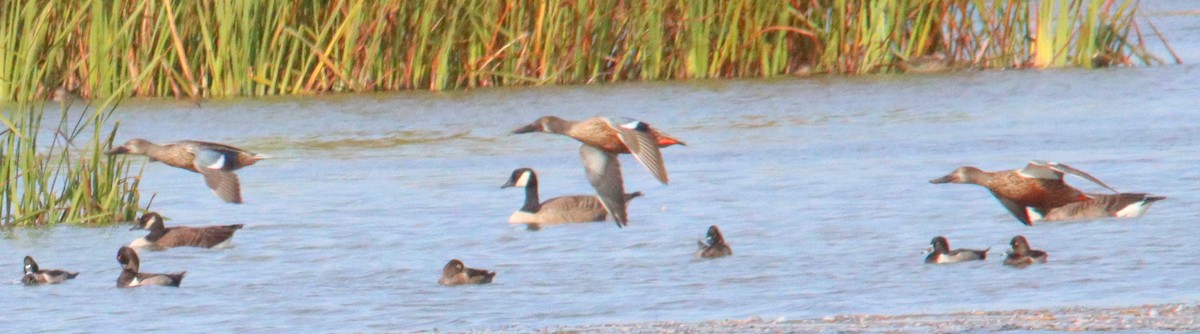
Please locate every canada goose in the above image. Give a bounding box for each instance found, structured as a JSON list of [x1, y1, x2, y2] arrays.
[[924, 236, 988, 264], [1038, 192, 1167, 221], [107, 139, 266, 203], [696, 225, 732, 259], [438, 259, 495, 286], [512, 116, 684, 227], [21, 256, 79, 285], [116, 246, 186, 288], [1003, 235, 1048, 268], [129, 212, 244, 249], [502, 167, 643, 226]]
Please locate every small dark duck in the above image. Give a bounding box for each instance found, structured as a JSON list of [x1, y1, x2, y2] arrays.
[[438, 259, 495, 286], [502, 167, 643, 226], [512, 116, 684, 227], [129, 212, 244, 249], [21, 256, 79, 285], [924, 236, 988, 264], [696, 225, 732, 259], [107, 139, 266, 203], [1003, 235, 1048, 268], [116, 246, 186, 288]]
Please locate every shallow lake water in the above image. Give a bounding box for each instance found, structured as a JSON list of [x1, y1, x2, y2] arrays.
[[5, 5, 1200, 333]]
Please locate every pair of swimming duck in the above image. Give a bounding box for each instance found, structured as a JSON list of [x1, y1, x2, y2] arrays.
[[21, 247, 184, 287], [440, 224, 733, 286], [924, 236, 1047, 268]]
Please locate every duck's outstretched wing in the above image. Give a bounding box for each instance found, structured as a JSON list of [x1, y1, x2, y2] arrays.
[[192, 148, 243, 204], [580, 145, 629, 227], [1026, 160, 1118, 193], [606, 117, 669, 185]]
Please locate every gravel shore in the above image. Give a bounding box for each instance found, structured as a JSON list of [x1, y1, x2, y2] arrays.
[[527, 303, 1199, 333]]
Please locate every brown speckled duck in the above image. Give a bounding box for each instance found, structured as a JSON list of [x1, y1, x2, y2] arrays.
[[697, 225, 732, 259], [513, 116, 684, 227], [1003, 235, 1048, 268], [107, 139, 266, 204], [129, 212, 244, 250], [116, 246, 186, 288], [930, 161, 1160, 226], [438, 259, 495, 286], [21, 256, 79, 285], [502, 168, 643, 227]]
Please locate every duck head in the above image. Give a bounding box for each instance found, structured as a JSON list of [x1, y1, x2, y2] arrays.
[[512, 116, 566, 134], [23, 256, 38, 275], [706, 225, 726, 246], [442, 259, 466, 277], [107, 139, 154, 155], [1009, 235, 1031, 256], [929, 236, 950, 254], [930, 166, 985, 184], [116, 246, 140, 272]]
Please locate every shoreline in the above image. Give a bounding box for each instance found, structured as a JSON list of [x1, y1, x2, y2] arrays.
[[529, 303, 1199, 333]]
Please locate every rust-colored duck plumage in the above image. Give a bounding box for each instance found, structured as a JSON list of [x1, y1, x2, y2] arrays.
[[931, 161, 1161, 225]]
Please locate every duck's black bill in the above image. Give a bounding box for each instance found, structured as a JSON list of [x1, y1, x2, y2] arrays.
[[511, 122, 542, 134], [928, 174, 954, 184]]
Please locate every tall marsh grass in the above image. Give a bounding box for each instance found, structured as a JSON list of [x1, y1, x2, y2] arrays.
[[0, 0, 1171, 100], [1, 0, 145, 226], [1, 100, 143, 226]]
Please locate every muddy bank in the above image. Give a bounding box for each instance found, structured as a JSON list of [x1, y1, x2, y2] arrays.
[[531, 303, 1198, 333]]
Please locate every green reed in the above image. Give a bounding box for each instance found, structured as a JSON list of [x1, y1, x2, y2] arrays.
[[0, 99, 144, 227], [0, 0, 1169, 100], [0, 0, 144, 226]]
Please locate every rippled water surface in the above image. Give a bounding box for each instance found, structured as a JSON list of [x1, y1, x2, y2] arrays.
[[5, 6, 1200, 333]]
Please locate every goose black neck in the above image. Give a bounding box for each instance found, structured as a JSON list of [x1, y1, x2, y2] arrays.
[[521, 177, 541, 212]]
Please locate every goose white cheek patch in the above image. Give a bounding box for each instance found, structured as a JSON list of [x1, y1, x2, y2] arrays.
[[514, 171, 531, 187]]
